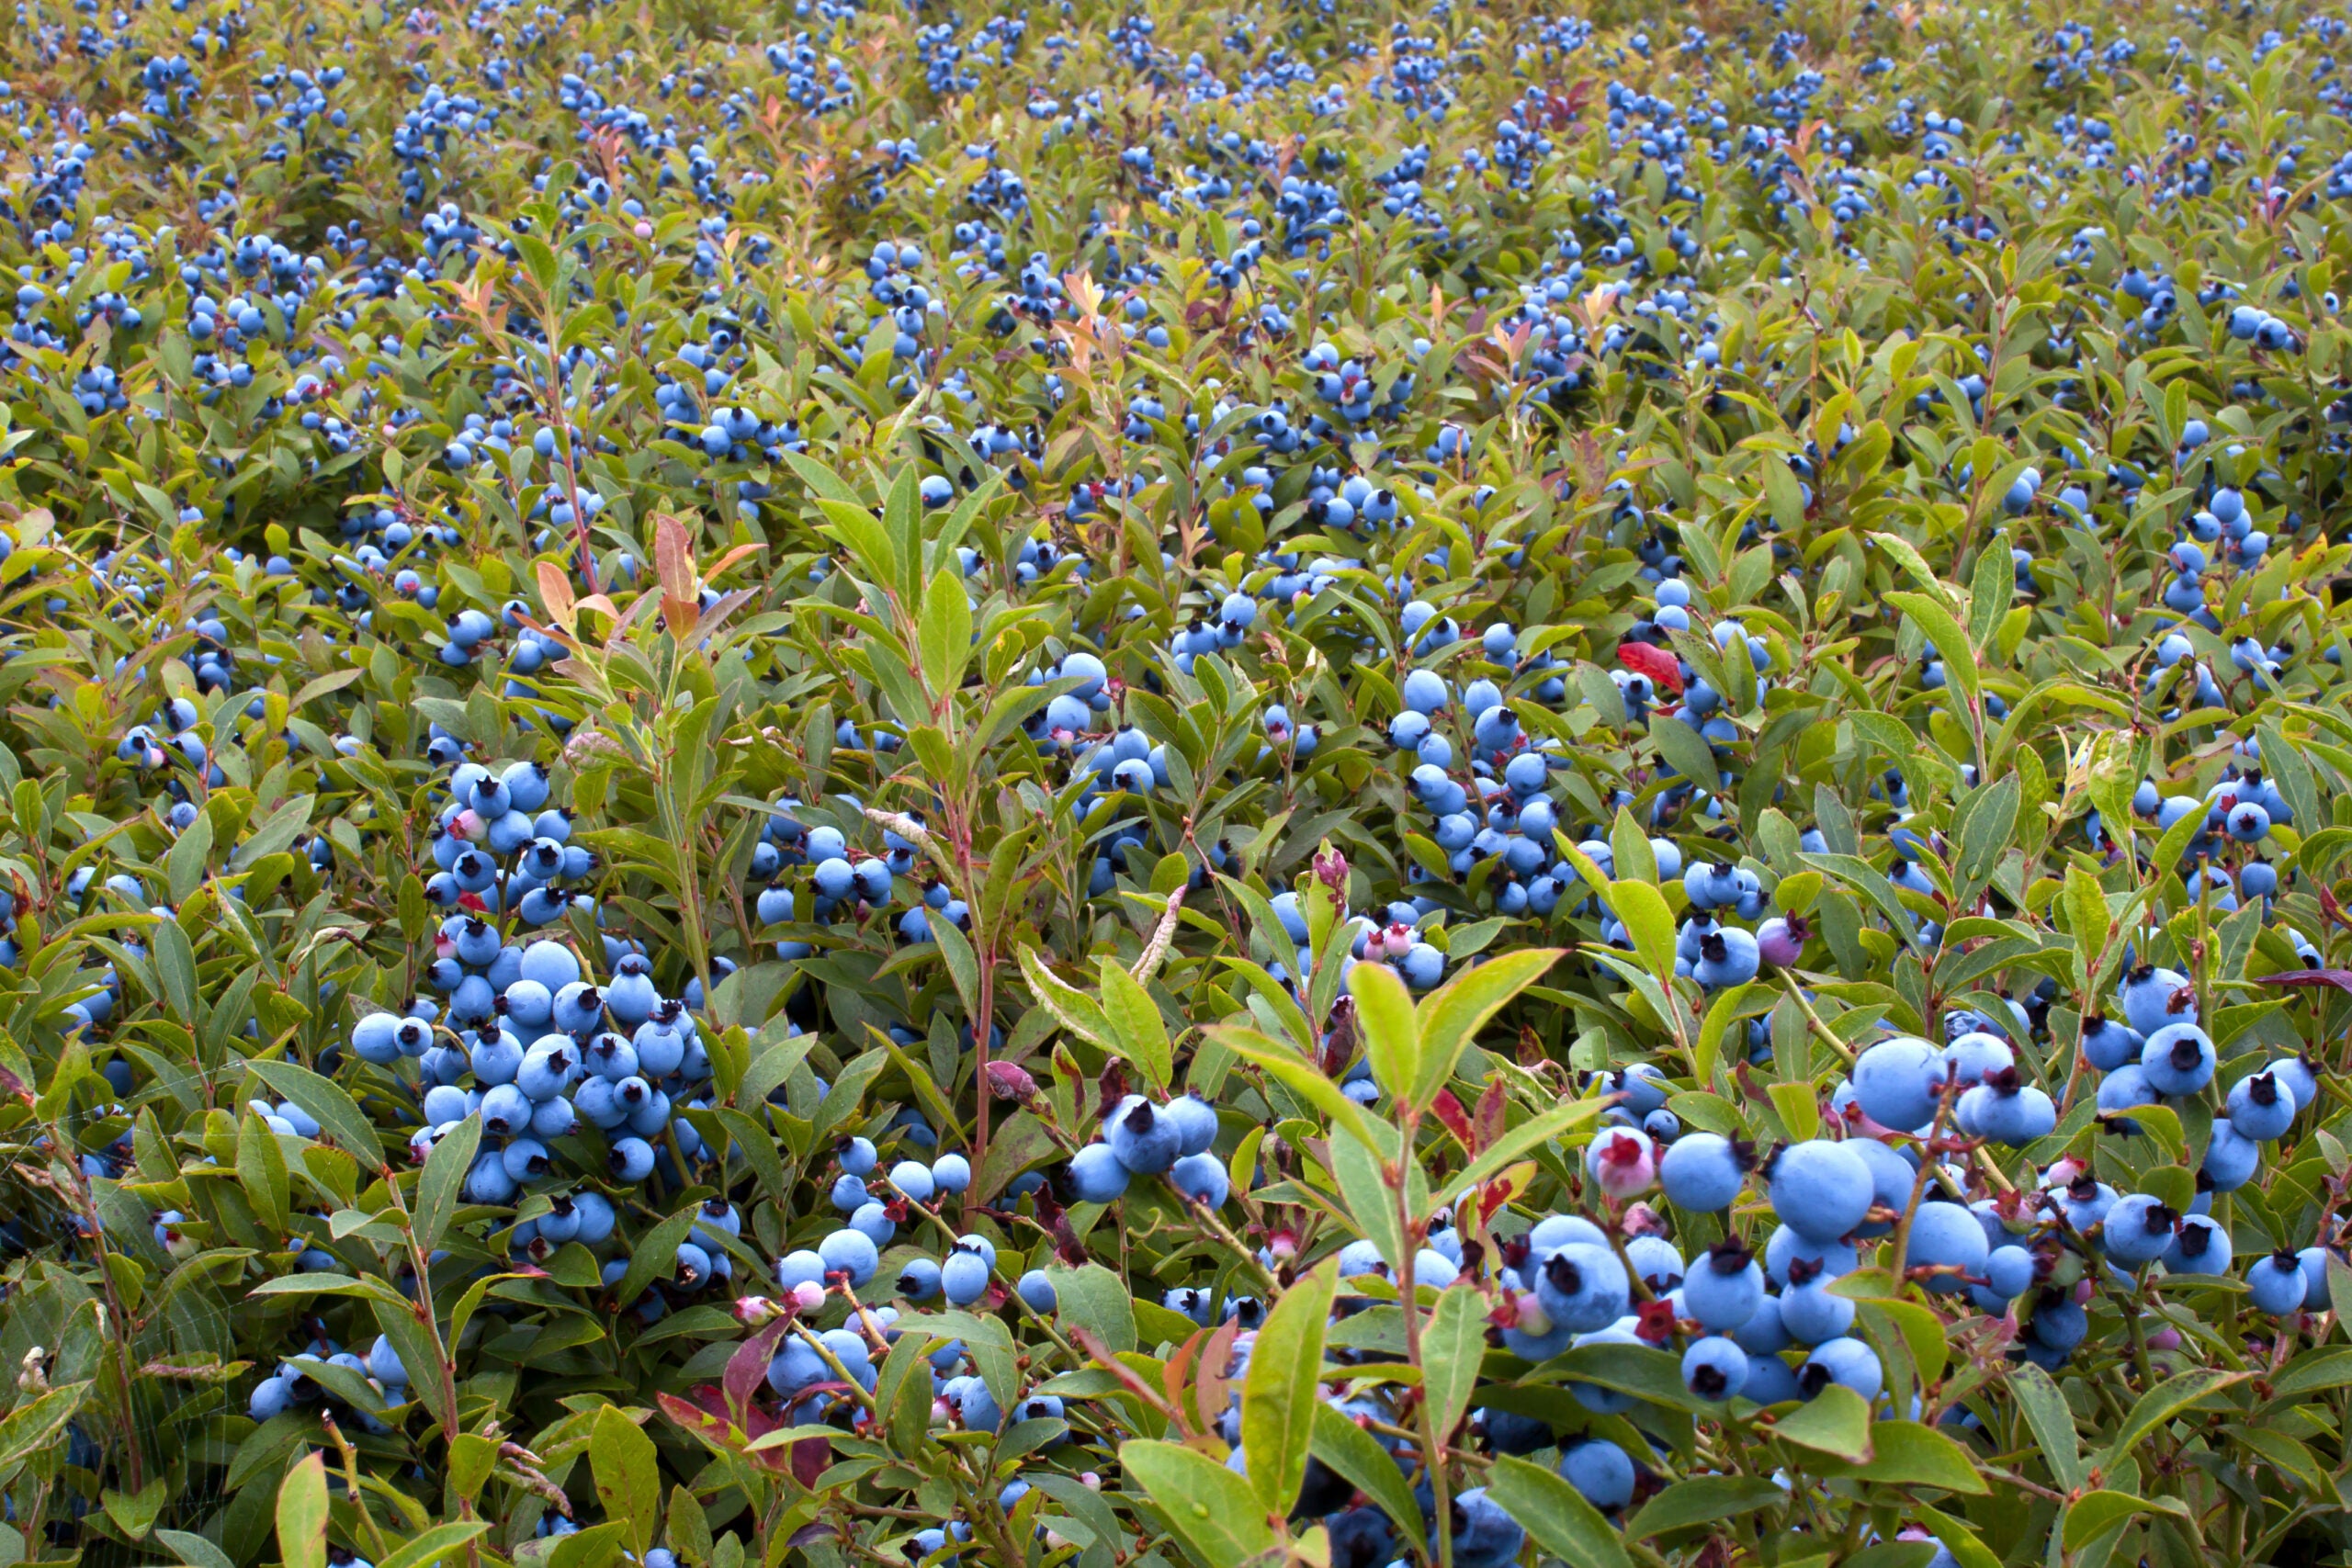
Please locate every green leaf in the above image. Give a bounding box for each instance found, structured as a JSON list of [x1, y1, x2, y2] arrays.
[[0, 1382, 91, 1472], [1349, 959, 1420, 1111], [1770, 1382, 1874, 1462], [592, 1406, 660, 1556], [370, 1297, 453, 1434], [412, 1113, 480, 1258], [1648, 710, 1724, 793], [153, 915, 198, 1022], [236, 1103, 290, 1234], [1623, 1474, 1787, 1540], [1098, 959, 1174, 1094], [737, 1029, 820, 1111], [1329, 1129, 1408, 1269], [876, 1329, 936, 1457], [1820, 1420, 1985, 1493], [547, 1519, 629, 1568], [275, 1453, 328, 1568], [2061, 862, 2110, 962], [917, 566, 972, 704], [155, 1530, 236, 1568], [611, 1205, 703, 1318], [1419, 1284, 1487, 1446], [1527, 1343, 1692, 1412], [247, 1272, 406, 1303], [1693, 982, 1765, 1089], [1886, 590, 1980, 705], [1486, 1454, 1635, 1568], [1410, 947, 1561, 1108], [1602, 874, 1679, 982], [1761, 453, 1809, 532], [1117, 1439, 1276, 1568], [2326, 1255, 2352, 1339], [513, 231, 560, 295], [2267, 1344, 2352, 1397], [164, 811, 214, 905], [1017, 944, 1118, 1053], [1044, 1262, 1136, 1355], [2063, 1490, 2188, 1551], [1950, 774, 2019, 890], [2102, 1368, 2247, 1467], [2007, 1362, 2086, 1491], [929, 913, 980, 1018], [2258, 721, 2323, 830], [245, 1057, 384, 1171], [1917, 1506, 2004, 1568], [377, 1522, 492, 1568], [1309, 1402, 1425, 1542], [1241, 1258, 1337, 1516]]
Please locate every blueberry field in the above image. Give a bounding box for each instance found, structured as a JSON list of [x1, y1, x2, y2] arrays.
[[8, 0, 2352, 1564]]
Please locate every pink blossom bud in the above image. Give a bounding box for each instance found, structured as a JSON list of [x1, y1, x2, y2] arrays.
[[983, 1061, 1038, 1100], [1589, 1129, 1658, 1200]]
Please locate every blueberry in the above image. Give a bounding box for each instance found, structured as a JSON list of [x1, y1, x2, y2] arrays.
[[817, 1228, 879, 1287], [1532, 1243, 1628, 1332], [1851, 1036, 1947, 1130], [1768, 1141, 1875, 1243], [1779, 1275, 1856, 1343], [1798, 1337, 1883, 1402], [1683, 1238, 1765, 1329], [2119, 964, 2194, 1035], [1983, 1245, 2038, 1300], [2165, 1214, 2231, 1275], [1556, 1438, 1635, 1511], [2100, 1194, 2177, 1268], [1681, 1336, 1749, 1401], [1169, 1151, 1231, 1206], [1066, 1142, 1131, 1202], [1659, 1133, 1752, 1212], [888, 1158, 937, 1203], [940, 1248, 991, 1306], [1104, 1095, 1182, 1174], [2249, 1251, 2308, 1316], [2141, 1022, 2216, 1096], [2226, 1067, 2296, 1140], [1015, 1269, 1057, 1314], [1442, 1488, 1524, 1568], [930, 1152, 972, 1193]]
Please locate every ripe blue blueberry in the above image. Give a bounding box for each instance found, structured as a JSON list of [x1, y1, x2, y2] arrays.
[[1556, 1438, 1635, 1511], [1681, 1336, 1749, 1401], [1769, 1140, 1875, 1243], [1659, 1133, 1752, 1212], [2140, 1022, 2216, 1096]]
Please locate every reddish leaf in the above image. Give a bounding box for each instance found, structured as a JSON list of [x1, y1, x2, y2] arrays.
[[1475, 1077, 1509, 1150], [1430, 1089, 1475, 1151], [2258, 970, 2352, 993], [1162, 1328, 1207, 1439], [657, 1391, 742, 1453], [1193, 1316, 1242, 1437], [791, 1434, 831, 1488], [1617, 639, 1685, 694], [724, 1315, 793, 1427]]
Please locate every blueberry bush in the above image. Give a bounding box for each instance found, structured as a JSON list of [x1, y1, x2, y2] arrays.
[[3, 0, 2352, 1564]]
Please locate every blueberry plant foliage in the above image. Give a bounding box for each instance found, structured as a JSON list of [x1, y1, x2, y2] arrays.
[[6, 0, 2352, 1565]]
